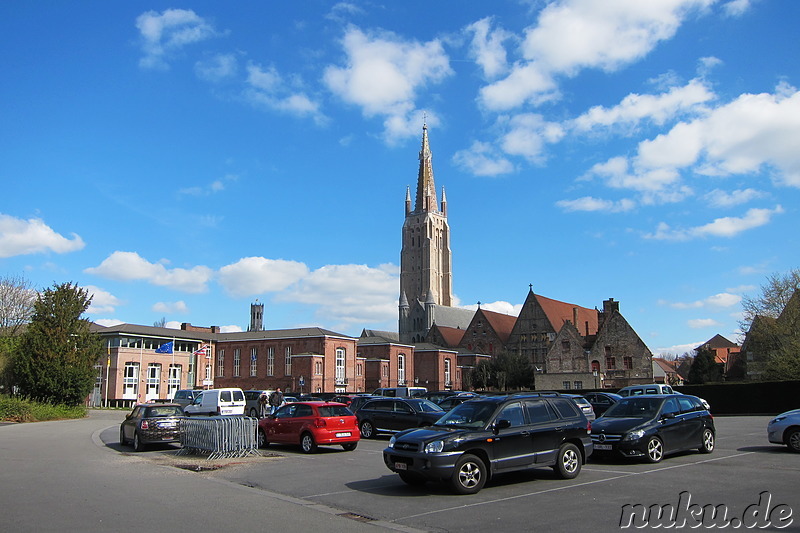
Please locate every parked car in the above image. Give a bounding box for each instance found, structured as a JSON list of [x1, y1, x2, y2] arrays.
[[357, 398, 445, 438], [423, 390, 476, 404], [171, 389, 201, 408], [243, 389, 273, 418], [257, 401, 360, 453], [383, 393, 593, 494], [563, 394, 595, 421], [347, 394, 379, 413], [617, 384, 676, 396], [437, 395, 475, 411], [120, 403, 184, 452], [372, 387, 428, 398], [582, 392, 622, 417], [767, 409, 800, 453], [183, 388, 246, 416], [331, 394, 372, 407], [591, 394, 714, 463], [283, 396, 299, 403]]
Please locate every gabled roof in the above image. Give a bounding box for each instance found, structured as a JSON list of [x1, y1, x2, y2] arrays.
[[433, 325, 466, 347], [535, 293, 599, 336], [479, 309, 517, 343], [699, 334, 738, 350], [361, 329, 400, 342], [653, 357, 680, 373]]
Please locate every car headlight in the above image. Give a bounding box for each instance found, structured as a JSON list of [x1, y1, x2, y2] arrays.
[[424, 440, 444, 453], [623, 429, 646, 441], [388, 435, 397, 449], [771, 416, 785, 424]]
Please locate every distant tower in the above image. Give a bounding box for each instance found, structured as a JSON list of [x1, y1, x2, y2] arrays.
[[248, 300, 264, 332], [399, 123, 453, 341]]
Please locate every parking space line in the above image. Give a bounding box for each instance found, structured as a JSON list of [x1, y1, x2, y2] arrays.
[[394, 451, 756, 522]]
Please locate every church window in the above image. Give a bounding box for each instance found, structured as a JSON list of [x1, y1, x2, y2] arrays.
[[623, 356, 633, 370]]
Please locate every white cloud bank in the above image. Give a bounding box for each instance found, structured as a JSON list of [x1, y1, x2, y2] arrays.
[[0, 214, 85, 258]]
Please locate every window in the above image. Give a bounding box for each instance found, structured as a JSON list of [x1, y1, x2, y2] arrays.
[[398, 354, 406, 385], [606, 356, 616, 369], [315, 361, 323, 374], [444, 358, 451, 386], [233, 349, 241, 377], [250, 348, 258, 377], [267, 347, 274, 376], [335, 348, 345, 384], [623, 356, 633, 370], [285, 346, 292, 375], [167, 364, 181, 398], [574, 381, 583, 390], [382, 365, 388, 378], [497, 402, 525, 427], [146, 363, 161, 399], [357, 363, 363, 376], [204, 364, 211, 381], [591, 360, 600, 373], [123, 362, 139, 399], [562, 340, 570, 352], [217, 349, 224, 377], [562, 381, 571, 390]]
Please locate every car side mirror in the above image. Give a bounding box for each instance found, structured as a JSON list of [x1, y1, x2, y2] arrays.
[[661, 412, 676, 420], [494, 419, 511, 433]]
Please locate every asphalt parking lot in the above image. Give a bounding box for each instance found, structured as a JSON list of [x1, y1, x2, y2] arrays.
[[108, 415, 800, 532]]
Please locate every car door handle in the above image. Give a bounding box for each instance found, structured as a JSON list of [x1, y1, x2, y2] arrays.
[[521, 431, 531, 437]]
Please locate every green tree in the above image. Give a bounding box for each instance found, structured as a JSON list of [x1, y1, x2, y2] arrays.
[[687, 347, 723, 384], [12, 282, 103, 405]]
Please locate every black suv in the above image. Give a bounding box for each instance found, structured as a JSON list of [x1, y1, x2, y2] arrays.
[[356, 398, 445, 438], [382, 393, 593, 494]]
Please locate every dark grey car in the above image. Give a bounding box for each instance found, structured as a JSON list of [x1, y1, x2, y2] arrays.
[[356, 398, 444, 438]]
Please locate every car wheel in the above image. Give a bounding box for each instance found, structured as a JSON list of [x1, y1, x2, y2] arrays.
[[119, 427, 127, 446], [257, 428, 269, 449], [645, 436, 663, 463], [360, 421, 375, 439], [450, 454, 486, 495], [553, 442, 581, 479], [399, 472, 427, 486], [300, 433, 318, 454], [786, 428, 800, 453], [133, 432, 146, 452], [342, 442, 358, 451], [699, 428, 715, 454]]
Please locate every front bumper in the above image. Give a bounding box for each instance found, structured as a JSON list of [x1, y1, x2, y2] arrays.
[[383, 448, 463, 481], [591, 437, 647, 458]]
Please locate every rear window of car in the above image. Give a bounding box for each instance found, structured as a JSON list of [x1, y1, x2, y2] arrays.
[[414, 400, 444, 413], [318, 405, 352, 417], [233, 390, 245, 401], [367, 400, 393, 411], [524, 399, 554, 423], [549, 398, 581, 419], [145, 406, 182, 417]]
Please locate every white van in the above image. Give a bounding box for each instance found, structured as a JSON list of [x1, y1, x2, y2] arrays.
[[183, 388, 246, 416], [372, 386, 427, 398], [617, 384, 675, 397]]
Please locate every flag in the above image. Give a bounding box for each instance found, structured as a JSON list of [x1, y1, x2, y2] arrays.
[[194, 344, 210, 358], [155, 341, 174, 354]]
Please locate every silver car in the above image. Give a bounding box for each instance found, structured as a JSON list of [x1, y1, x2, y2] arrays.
[[767, 409, 800, 453]]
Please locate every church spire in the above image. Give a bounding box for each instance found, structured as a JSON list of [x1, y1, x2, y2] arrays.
[[415, 123, 438, 213]]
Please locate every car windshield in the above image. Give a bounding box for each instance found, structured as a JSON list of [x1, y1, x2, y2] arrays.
[[434, 401, 497, 428], [603, 397, 662, 418], [144, 406, 182, 417], [317, 405, 352, 417], [413, 399, 445, 413]]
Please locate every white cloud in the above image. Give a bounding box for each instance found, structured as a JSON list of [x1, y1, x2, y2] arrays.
[[703, 188, 766, 208], [688, 318, 722, 329], [452, 141, 515, 177], [480, 0, 713, 110], [556, 196, 635, 213], [84, 251, 213, 293], [499, 113, 565, 163], [465, 17, 511, 79], [572, 78, 714, 132], [83, 285, 123, 315], [245, 63, 326, 125], [220, 325, 243, 333], [136, 9, 220, 69], [460, 301, 522, 316], [195, 53, 238, 82], [179, 173, 237, 196], [218, 257, 309, 297], [722, 0, 752, 17], [323, 26, 453, 142], [667, 292, 742, 309], [277, 263, 398, 326], [94, 318, 124, 327], [645, 205, 784, 240], [152, 300, 189, 314], [0, 214, 85, 258], [652, 342, 703, 356]]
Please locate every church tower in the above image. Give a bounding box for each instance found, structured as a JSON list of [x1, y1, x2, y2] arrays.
[[248, 300, 264, 332], [400, 124, 453, 341]]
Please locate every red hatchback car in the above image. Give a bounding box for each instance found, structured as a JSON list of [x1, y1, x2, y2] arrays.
[[257, 401, 360, 453]]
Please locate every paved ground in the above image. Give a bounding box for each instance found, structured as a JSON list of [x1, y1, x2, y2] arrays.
[[3, 411, 798, 532]]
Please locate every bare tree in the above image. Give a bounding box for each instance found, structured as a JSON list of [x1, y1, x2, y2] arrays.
[[153, 316, 167, 328], [739, 268, 800, 331], [0, 274, 37, 335]]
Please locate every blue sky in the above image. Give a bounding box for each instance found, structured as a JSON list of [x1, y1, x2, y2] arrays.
[[1, 1, 798, 356]]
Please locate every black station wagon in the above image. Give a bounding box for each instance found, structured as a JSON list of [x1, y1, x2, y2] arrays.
[[383, 393, 593, 494]]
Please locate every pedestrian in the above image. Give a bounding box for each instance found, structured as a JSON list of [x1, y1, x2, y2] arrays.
[[269, 388, 284, 415], [258, 391, 269, 418]]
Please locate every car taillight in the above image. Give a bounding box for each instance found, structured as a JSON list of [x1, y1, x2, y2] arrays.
[[313, 418, 327, 428], [587, 420, 592, 433], [141, 420, 149, 429]]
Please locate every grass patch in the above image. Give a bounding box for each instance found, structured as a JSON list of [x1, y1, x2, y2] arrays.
[[0, 395, 87, 422]]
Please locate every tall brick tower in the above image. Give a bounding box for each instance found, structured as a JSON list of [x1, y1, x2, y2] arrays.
[[399, 124, 453, 341]]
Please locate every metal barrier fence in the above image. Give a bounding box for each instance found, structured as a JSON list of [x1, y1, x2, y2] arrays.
[[178, 416, 260, 460]]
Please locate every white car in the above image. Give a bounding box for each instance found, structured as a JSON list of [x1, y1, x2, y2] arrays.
[[768, 409, 800, 453]]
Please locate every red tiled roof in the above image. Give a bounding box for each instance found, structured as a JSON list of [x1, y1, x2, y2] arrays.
[[436, 325, 466, 347], [480, 309, 517, 343], [535, 294, 599, 336]]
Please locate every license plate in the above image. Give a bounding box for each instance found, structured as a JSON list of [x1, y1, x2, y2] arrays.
[[335, 432, 351, 438], [395, 462, 407, 470], [595, 444, 612, 451]]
